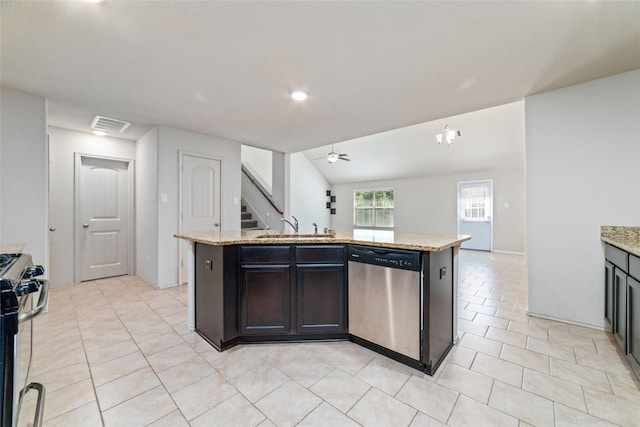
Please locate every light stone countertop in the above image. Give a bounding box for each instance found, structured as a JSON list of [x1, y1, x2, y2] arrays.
[[1, 243, 25, 254], [601, 226, 640, 258], [174, 229, 471, 252]]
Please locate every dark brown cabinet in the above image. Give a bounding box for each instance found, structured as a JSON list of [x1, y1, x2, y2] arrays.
[[194, 243, 238, 350], [605, 260, 614, 331], [629, 276, 640, 371], [295, 246, 346, 333], [613, 267, 627, 350], [239, 246, 291, 335]]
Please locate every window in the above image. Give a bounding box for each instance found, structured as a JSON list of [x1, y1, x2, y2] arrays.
[[354, 189, 394, 228], [461, 185, 489, 221]]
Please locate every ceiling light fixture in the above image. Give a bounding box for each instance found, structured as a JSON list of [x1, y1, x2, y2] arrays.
[[92, 130, 106, 136], [290, 90, 309, 101], [436, 124, 461, 145]]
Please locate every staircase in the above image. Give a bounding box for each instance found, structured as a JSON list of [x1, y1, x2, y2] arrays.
[[241, 204, 259, 229]]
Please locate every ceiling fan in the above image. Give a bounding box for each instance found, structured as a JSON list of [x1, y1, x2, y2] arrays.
[[314, 144, 350, 163]]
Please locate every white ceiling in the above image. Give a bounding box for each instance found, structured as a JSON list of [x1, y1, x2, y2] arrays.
[[1, 1, 639, 160]]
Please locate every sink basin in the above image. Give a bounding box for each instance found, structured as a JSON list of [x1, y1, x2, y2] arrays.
[[256, 233, 336, 239]]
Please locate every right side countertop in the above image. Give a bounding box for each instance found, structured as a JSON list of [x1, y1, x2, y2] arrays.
[[601, 226, 640, 257]]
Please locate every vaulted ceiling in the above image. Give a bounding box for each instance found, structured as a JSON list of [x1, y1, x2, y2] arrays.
[[2, 1, 639, 159]]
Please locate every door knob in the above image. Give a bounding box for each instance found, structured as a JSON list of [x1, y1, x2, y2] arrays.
[[214, 223, 220, 227], [49, 227, 56, 232], [83, 223, 89, 228]]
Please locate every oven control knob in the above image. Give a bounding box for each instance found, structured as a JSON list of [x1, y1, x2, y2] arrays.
[[24, 265, 44, 278], [15, 279, 40, 296]]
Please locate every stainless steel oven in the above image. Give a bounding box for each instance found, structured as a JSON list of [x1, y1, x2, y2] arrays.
[[1, 253, 48, 427]]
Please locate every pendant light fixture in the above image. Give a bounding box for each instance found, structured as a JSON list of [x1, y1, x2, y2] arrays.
[[436, 124, 461, 145]]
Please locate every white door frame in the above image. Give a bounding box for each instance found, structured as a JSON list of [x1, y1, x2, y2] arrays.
[[178, 150, 224, 284], [457, 179, 493, 251], [74, 153, 135, 284]]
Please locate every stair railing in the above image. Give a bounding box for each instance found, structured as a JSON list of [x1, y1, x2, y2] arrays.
[[241, 165, 284, 215]]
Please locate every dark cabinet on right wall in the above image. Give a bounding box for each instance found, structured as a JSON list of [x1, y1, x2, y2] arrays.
[[605, 243, 640, 379]]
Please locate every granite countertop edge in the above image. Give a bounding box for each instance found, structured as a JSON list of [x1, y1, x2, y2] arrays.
[[601, 226, 640, 258], [174, 230, 471, 253]]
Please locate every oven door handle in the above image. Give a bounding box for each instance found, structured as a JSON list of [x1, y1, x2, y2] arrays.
[[18, 279, 49, 323]]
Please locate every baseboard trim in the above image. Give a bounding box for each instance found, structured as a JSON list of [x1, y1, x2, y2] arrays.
[[525, 310, 606, 331], [492, 250, 525, 255]]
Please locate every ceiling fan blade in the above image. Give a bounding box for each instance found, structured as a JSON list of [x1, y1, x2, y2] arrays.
[[339, 157, 351, 161], [313, 156, 326, 160], [338, 154, 348, 156]]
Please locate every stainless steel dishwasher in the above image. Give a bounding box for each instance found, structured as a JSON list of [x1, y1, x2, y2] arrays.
[[348, 245, 422, 361]]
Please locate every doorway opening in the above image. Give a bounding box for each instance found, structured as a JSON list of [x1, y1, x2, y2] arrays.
[[457, 180, 493, 251]]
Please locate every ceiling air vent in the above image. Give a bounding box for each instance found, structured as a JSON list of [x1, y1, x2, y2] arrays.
[[90, 115, 132, 134]]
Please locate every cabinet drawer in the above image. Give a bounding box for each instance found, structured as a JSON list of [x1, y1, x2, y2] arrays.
[[240, 246, 290, 264], [630, 254, 640, 280], [606, 244, 628, 271], [296, 245, 345, 264]]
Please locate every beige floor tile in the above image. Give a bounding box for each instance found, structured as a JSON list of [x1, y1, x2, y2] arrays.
[[396, 375, 458, 423], [507, 320, 549, 340], [522, 368, 587, 412], [146, 343, 199, 373], [171, 372, 238, 420], [458, 333, 503, 358], [209, 346, 264, 380], [157, 355, 216, 393], [29, 361, 90, 394], [488, 381, 554, 427], [457, 318, 489, 337], [137, 330, 185, 356], [465, 302, 497, 316], [436, 363, 494, 404], [584, 387, 640, 426], [85, 338, 139, 367], [96, 366, 161, 410], [356, 356, 414, 395], [102, 385, 176, 427], [608, 371, 640, 402], [90, 351, 149, 386], [458, 309, 477, 321], [146, 409, 190, 427], [298, 402, 361, 427], [256, 381, 322, 427], [527, 336, 576, 362], [486, 326, 527, 348], [444, 345, 477, 369], [43, 400, 103, 427], [473, 313, 510, 329], [471, 353, 523, 387], [190, 393, 266, 427], [347, 387, 417, 427], [275, 360, 335, 388], [575, 349, 635, 378], [449, 395, 519, 427], [29, 345, 88, 378], [409, 411, 446, 426], [42, 378, 96, 422], [554, 403, 617, 427], [550, 357, 613, 394], [229, 364, 290, 402], [500, 344, 550, 374], [548, 330, 597, 353], [310, 368, 371, 413]]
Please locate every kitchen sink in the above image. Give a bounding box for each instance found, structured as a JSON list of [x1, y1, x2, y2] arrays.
[[256, 233, 336, 239]]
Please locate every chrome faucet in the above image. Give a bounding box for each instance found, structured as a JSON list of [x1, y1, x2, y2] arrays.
[[312, 223, 318, 234], [281, 215, 298, 233]]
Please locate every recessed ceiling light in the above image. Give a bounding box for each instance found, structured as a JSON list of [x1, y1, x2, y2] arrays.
[[92, 130, 107, 136], [290, 90, 309, 101]]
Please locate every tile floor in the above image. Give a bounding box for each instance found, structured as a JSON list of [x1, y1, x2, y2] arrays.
[[20, 250, 640, 426]]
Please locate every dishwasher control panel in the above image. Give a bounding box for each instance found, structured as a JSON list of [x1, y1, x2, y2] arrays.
[[348, 245, 421, 271]]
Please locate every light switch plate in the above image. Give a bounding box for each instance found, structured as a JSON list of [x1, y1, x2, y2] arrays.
[[160, 193, 168, 203]]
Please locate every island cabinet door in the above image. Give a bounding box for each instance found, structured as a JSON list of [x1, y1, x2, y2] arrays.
[[605, 261, 614, 331], [295, 264, 346, 333], [628, 276, 640, 374], [239, 265, 291, 335], [613, 268, 628, 352]]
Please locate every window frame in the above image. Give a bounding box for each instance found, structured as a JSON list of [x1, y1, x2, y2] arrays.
[[353, 188, 395, 230]]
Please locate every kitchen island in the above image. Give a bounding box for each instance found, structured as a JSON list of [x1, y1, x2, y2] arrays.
[[175, 229, 470, 374]]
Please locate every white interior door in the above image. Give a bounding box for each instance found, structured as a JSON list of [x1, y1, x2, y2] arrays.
[[458, 180, 493, 251], [180, 154, 221, 284], [78, 156, 130, 281]]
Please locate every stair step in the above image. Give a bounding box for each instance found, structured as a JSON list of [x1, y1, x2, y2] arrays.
[[241, 219, 258, 229], [241, 212, 252, 220], [241, 205, 247, 213]]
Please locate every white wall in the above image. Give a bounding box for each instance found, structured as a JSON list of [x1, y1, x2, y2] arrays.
[[0, 87, 48, 268], [47, 127, 136, 285], [289, 152, 332, 233], [526, 69, 640, 328], [155, 126, 241, 288], [331, 169, 525, 253], [136, 127, 159, 286], [241, 145, 273, 192]]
